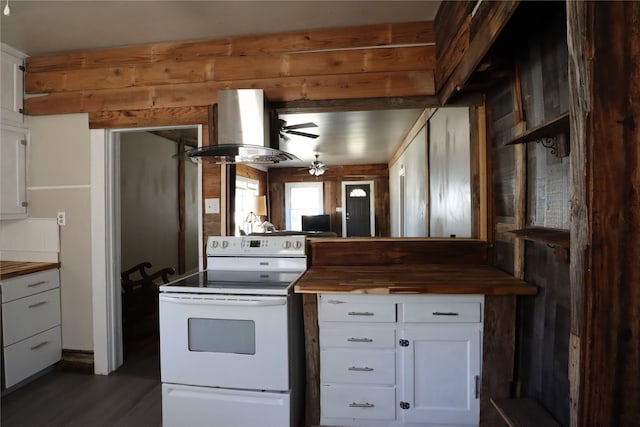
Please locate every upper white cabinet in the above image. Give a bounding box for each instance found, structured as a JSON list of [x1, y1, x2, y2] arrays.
[[1, 125, 28, 218], [1, 44, 26, 125]]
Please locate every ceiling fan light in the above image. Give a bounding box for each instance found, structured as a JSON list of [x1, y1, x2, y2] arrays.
[[308, 168, 315, 175]]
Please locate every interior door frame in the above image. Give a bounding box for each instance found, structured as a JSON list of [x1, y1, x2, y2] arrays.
[[341, 180, 375, 237], [91, 125, 203, 374]]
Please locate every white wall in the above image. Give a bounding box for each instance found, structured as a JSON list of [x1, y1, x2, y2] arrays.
[[389, 128, 427, 237], [120, 132, 179, 273], [429, 107, 471, 238], [27, 113, 93, 351]]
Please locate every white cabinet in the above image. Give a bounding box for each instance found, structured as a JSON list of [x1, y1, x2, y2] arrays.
[[318, 293, 484, 427], [1, 125, 28, 218], [1, 45, 25, 125], [399, 324, 482, 425], [1, 269, 62, 389], [319, 294, 397, 426]]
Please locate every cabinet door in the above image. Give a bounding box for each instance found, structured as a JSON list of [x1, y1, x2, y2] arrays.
[[1, 49, 24, 124], [399, 324, 481, 425], [0, 127, 28, 218]]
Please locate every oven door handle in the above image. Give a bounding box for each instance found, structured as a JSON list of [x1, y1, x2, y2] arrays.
[[159, 295, 286, 307]]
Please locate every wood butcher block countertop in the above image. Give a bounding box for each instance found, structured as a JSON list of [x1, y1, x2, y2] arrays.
[[294, 264, 537, 295], [0, 261, 60, 280]]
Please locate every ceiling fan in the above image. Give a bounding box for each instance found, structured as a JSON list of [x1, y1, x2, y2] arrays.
[[308, 154, 327, 176], [277, 119, 319, 141]]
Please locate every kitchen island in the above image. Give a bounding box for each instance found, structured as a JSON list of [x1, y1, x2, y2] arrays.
[[295, 238, 536, 427]]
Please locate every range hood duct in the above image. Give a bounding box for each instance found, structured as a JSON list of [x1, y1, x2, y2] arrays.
[[178, 89, 297, 164]]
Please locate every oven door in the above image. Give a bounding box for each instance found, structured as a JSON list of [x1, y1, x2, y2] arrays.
[[159, 293, 290, 391]]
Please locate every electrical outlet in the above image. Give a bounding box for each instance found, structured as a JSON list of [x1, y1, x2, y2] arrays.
[[57, 212, 66, 226]]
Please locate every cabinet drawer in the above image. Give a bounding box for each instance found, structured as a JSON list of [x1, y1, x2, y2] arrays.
[[4, 326, 62, 388], [318, 297, 395, 323], [402, 302, 482, 323], [320, 324, 396, 349], [3, 288, 61, 345], [321, 384, 395, 420], [321, 350, 395, 385], [1, 269, 59, 303]]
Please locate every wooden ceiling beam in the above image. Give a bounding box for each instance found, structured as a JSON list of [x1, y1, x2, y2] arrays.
[[24, 70, 435, 116], [25, 45, 435, 94], [435, 0, 519, 104], [25, 21, 434, 73]]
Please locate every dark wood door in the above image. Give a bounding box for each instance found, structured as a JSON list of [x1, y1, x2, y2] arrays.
[[345, 183, 371, 237]]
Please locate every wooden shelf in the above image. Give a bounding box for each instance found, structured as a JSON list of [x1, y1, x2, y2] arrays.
[[505, 112, 569, 146], [491, 398, 561, 427], [505, 226, 570, 248]]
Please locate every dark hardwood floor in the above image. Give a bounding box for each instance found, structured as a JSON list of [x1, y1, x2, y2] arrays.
[[1, 341, 161, 427]]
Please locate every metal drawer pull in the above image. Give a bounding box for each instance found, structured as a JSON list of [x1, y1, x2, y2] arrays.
[[432, 311, 459, 316], [348, 311, 374, 316], [348, 366, 374, 371], [30, 340, 50, 350], [28, 301, 48, 309], [347, 337, 373, 343], [27, 281, 47, 288], [349, 402, 375, 408]]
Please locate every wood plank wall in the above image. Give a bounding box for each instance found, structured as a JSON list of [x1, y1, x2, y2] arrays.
[[267, 164, 389, 236], [23, 22, 436, 120], [485, 4, 571, 426], [435, 0, 520, 104]]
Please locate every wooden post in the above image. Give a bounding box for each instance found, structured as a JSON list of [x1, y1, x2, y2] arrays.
[[567, 2, 640, 425]]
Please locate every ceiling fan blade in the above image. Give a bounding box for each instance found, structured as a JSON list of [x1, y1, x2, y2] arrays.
[[286, 130, 319, 139], [283, 122, 318, 130]]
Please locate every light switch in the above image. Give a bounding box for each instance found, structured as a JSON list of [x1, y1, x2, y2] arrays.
[[205, 198, 220, 214]]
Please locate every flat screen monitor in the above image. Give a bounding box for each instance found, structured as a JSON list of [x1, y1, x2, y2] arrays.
[[302, 214, 331, 232]]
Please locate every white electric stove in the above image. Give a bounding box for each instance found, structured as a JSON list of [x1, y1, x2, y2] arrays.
[[159, 235, 307, 427]]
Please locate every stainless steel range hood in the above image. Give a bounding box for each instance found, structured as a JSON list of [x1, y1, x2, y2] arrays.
[[179, 89, 297, 163]]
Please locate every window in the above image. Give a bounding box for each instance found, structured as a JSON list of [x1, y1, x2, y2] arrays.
[[285, 182, 323, 230], [235, 176, 259, 235]]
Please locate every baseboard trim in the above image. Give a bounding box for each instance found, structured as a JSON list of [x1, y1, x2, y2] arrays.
[[59, 349, 94, 374]]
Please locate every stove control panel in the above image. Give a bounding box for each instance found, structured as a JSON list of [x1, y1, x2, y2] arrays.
[[207, 235, 306, 257]]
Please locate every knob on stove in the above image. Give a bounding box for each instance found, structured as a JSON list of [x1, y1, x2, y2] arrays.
[[211, 241, 219, 248], [222, 240, 229, 248], [294, 240, 303, 249], [283, 241, 292, 249]]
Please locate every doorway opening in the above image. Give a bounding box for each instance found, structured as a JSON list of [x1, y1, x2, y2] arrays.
[[341, 180, 375, 237], [92, 125, 202, 375]]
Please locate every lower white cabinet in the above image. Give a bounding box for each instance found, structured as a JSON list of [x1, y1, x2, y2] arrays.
[[318, 293, 484, 427], [399, 324, 482, 425], [1, 269, 62, 389]]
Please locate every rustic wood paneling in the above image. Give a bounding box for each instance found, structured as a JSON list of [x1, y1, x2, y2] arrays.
[[26, 46, 434, 94], [487, 77, 516, 275], [25, 22, 435, 73], [24, 71, 435, 116], [89, 106, 209, 129], [519, 242, 571, 426], [434, 1, 475, 64], [24, 22, 436, 119], [309, 238, 489, 266], [485, 4, 572, 426], [435, 0, 520, 104], [302, 293, 320, 427], [481, 295, 517, 427]]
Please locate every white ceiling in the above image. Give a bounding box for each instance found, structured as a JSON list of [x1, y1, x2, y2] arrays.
[[0, 1, 441, 167]]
